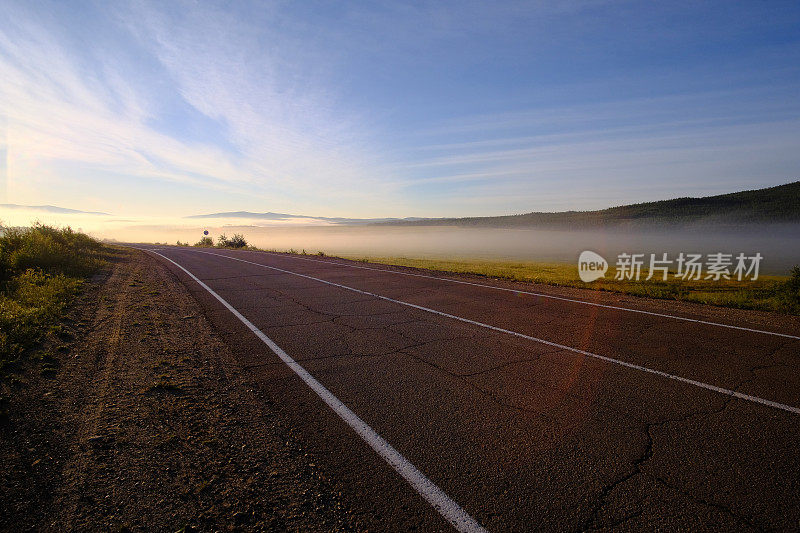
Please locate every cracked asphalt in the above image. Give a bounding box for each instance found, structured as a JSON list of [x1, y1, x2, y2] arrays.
[[144, 245, 800, 531]]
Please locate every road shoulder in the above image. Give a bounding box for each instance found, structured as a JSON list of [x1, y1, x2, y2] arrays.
[[0, 247, 357, 531]]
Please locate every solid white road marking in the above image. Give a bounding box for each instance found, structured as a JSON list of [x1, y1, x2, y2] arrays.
[[180, 248, 800, 416], [145, 250, 487, 533], [238, 249, 800, 341]]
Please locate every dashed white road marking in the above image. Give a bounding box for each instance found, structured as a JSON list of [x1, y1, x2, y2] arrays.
[[236, 249, 800, 340], [177, 248, 800, 416], [145, 249, 487, 533]]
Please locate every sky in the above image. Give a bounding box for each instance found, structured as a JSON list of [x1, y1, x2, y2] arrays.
[[1, 0, 800, 219]]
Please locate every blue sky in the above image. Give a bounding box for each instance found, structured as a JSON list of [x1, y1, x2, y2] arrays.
[[1, 0, 799, 218]]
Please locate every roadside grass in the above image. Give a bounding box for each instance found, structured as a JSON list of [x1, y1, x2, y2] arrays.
[[333, 256, 800, 315], [0, 223, 105, 369]]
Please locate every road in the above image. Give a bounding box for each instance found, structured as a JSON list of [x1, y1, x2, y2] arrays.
[[140, 245, 800, 531]]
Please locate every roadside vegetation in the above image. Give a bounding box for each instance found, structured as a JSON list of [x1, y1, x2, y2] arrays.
[[192, 233, 248, 249], [0, 223, 105, 369], [333, 255, 800, 315], [217, 233, 247, 248]]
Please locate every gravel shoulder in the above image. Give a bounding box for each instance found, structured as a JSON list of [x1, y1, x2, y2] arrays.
[[0, 248, 357, 531]]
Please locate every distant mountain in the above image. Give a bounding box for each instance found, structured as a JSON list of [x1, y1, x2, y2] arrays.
[[186, 211, 426, 225], [381, 181, 800, 228], [0, 204, 111, 216], [187, 181, 800, 228]]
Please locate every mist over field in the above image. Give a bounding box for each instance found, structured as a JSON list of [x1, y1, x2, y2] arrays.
[[5, 208, 797, 275], [143, 224, 800, 274]]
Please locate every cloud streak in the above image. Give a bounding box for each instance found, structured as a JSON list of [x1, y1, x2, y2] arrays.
[[1, 0, 394, 215], [1, 1, 799, 218]]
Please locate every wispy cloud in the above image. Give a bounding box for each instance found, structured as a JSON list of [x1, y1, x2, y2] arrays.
[[1, 1, 799, 218], [1, 1, 394, 215], [385, 86, 800, 214]]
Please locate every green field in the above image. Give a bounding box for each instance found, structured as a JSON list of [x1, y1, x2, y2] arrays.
[[333, 255, 800, 315]]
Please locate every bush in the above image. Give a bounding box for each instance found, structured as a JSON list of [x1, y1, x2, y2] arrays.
[[0, 222, 102, 282], [194, 236, 214, 247], [787, 266, 800, 292], [216, 233, 247, 249], [774, 265, 800, 313], [0, 223, 102, 365], [227, 234, 247, 248]]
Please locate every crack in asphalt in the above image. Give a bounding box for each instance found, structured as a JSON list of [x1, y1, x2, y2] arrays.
[[394, 347, 567, 426], [584, 365, 776, 531]]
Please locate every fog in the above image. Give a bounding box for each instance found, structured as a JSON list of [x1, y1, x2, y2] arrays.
[[2, 209, 798, 274], [144, 224, 800, 274]]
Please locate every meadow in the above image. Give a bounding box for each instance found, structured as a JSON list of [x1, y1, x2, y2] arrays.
[[329, 255, 800, 314]]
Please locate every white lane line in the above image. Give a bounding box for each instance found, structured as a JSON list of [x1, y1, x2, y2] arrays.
[[145, 249, 487, 533], [224, 249, 800, 341], [184, 248, 800, 416]]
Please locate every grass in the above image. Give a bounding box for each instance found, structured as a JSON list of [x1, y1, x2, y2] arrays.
[[334, 255, 800, 314], [0, 223, 105, 368]]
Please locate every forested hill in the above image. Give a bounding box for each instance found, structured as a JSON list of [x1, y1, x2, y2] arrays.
[[386, 181, 800, 228]]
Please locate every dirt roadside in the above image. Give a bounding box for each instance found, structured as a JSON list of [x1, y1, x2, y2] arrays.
[[0, 248, 358, 532]]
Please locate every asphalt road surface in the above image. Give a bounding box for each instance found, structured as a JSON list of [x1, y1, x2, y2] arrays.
[[138, 245, 800, 531]]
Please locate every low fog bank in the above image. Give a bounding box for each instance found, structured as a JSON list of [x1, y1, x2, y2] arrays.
[[1, 207, 797, 274], [131, 223, 799, 275]]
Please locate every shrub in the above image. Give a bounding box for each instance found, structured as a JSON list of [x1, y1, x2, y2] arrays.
[[0, 223, 101, 365], [0, 222, 102, 282], [194, 236, 214, 247], [774, 265, 800, 313], [216, 233, 247, 249], [227, 234, 247, 249]]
